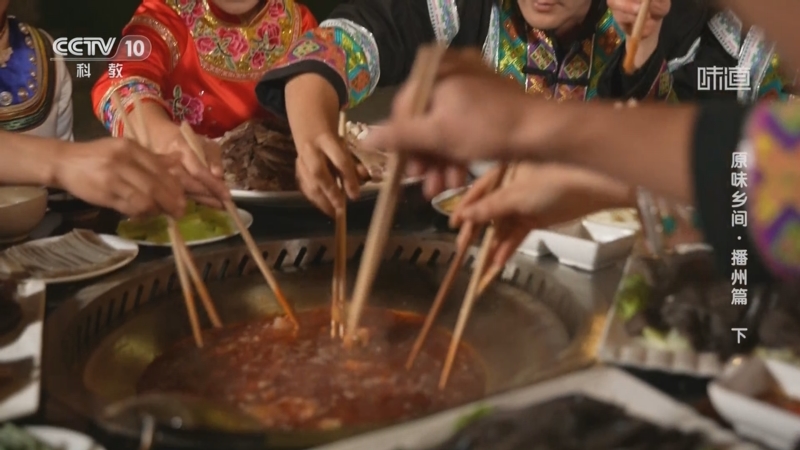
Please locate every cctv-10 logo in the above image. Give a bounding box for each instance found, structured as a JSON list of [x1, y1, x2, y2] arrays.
[[52, 36, 152, 61]]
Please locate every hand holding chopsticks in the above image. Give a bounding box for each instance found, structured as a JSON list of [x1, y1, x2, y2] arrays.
[[178, 122, 300, 330], [343, 44, 448, 348], [622, 0, 654, 74], [112, 93, 221, 348]]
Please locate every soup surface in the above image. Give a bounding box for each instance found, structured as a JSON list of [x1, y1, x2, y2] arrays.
[[138, 308, 486, 431]]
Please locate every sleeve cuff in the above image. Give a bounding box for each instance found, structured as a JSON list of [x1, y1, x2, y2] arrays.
[[256, 61, 348, 120], [597, 45, 671, 100], [691, 101, 773, 284]]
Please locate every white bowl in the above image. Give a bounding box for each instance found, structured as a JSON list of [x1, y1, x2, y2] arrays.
[[537, 220, 637, 271], [709, 356, 800, 450]]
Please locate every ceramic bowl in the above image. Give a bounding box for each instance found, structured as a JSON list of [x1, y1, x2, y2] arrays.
[[0, 186, 48, 243]]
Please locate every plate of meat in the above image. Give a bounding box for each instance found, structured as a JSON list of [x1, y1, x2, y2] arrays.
[[219, 120, 422, 206]]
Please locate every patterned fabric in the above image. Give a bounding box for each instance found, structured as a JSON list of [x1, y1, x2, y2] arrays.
[[0, 18, 56, 132], [427, 0, 460, 44], [97, 76, 167, 136], [92, 0, 318, 138], [708, 10, 789, 103], [319, 19, 381, 95], [481, 2, 500, 67], [274, 26, 375, 107], [166, 0, 303, 81], [746, 102, 800, 279], [495, 0, 624, 101]]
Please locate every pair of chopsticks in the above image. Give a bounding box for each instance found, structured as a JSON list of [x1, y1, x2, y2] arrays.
[[112, 93, 221, 348], [177, 122, 300, 330], [405, 164, 514, 371], [622, 0, 653, 74], [331, 112, 348, 338], [342, 44, 448, 348], [112, 95, 299, 348]]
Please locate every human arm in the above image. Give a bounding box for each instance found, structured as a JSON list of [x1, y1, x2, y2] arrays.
[[0, 132, 186, 218], [90, 1, 228, 206], [598, 0, 709, 101], [256, 0, 491, 216]]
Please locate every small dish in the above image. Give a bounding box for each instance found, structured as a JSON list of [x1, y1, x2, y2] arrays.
[[431, 187, 468, 217], [119, 208, 253, 247], [709, 357, 800, 449], [517, 230, 550, 258], [538, 220, 636, 271], [0, 186, 48, 244]]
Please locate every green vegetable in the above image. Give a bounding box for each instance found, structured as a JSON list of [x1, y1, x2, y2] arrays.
[[117, 201, 234, 244], [455, 405, 493, 431], [617, 274, 651, 322], [0, 423, 56, 450]]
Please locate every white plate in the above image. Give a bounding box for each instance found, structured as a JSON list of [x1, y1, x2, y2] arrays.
[[230, 178, 423, 206], [121, 209, 253, 248], [0, 280, 45, 421], [597, 252, 724, 378], [709, 357, 800, 449], [584, 208, 641, 231], [5, 235, 139, 285], [538, 220, 637, 272], [314, 366, 754, 450], [25, 425, 106, 450]]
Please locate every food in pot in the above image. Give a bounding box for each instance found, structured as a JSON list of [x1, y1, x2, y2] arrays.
[[219, 119, 385, 192], [117, 201, 233, 244], [138, 308, 486, 431], [0, 229, 135, 279], [0, 424, 57, 450], [420, 395, 716, 450]]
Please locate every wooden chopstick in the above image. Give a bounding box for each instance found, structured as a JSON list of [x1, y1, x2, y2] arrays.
[[178, 122, 300, 329], [406, 163, 510, 369], [623, 0, 652, 74], [112, 93, 212, 347], [439, 164, 516, 389], [331, 112, 348, 338], [342, 44, 447, 348]]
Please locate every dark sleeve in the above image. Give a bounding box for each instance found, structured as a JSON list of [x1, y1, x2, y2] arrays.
[[255, 0, 492, 118], [670, 26, 740, 101], [596, 0, 709, 101], [691, 101, 773, 284]]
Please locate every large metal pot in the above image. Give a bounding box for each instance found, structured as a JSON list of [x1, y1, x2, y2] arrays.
[[44, 235, 603, 449]]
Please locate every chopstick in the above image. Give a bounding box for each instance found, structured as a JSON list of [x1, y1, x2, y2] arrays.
[[112, 93, 219, 348], [622, 0, 652, 74], [439, 165, 516, 389], [406, 164, 510, 369], [343, 44, 447, 348], [178, 122, 300, 329], [331, 112, 348, 338]]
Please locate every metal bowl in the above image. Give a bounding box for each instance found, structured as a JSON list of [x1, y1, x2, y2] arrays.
[[44, 235, 601, 449]]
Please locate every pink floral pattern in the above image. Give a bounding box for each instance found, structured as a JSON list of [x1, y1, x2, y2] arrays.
[[251, 51, 266, 69], [267, 0, 285, 18], [195, 36, 216, 54], [256, 21, 282, 48], [181, 3, 205, 28], [216, 28, 250, 60], [171, 85, 204, 125]]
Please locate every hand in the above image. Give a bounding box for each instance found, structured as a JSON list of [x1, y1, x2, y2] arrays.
[[451, 163, 634, 268], [151, 123, 230, 208], [286, 73, 365, 217], [365, 49, 530, 169], [608, 0, 670, 67], [52, 138, 187, 218]]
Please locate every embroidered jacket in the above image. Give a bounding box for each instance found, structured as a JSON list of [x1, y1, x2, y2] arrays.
[[0, 17, 73, 140], [256, 0, 736, 115], [91, 0, 317, 139]]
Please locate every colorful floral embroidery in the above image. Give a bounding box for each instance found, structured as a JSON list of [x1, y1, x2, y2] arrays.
[[166, 0, 303, 80], [98, 76, 167, 136], [170, 85, 204, 125], [746, 102, 800, 279], [426, 0, 460, 44]]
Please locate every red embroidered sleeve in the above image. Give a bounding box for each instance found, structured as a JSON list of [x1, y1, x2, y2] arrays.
[[91, 0, 188, 136]]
